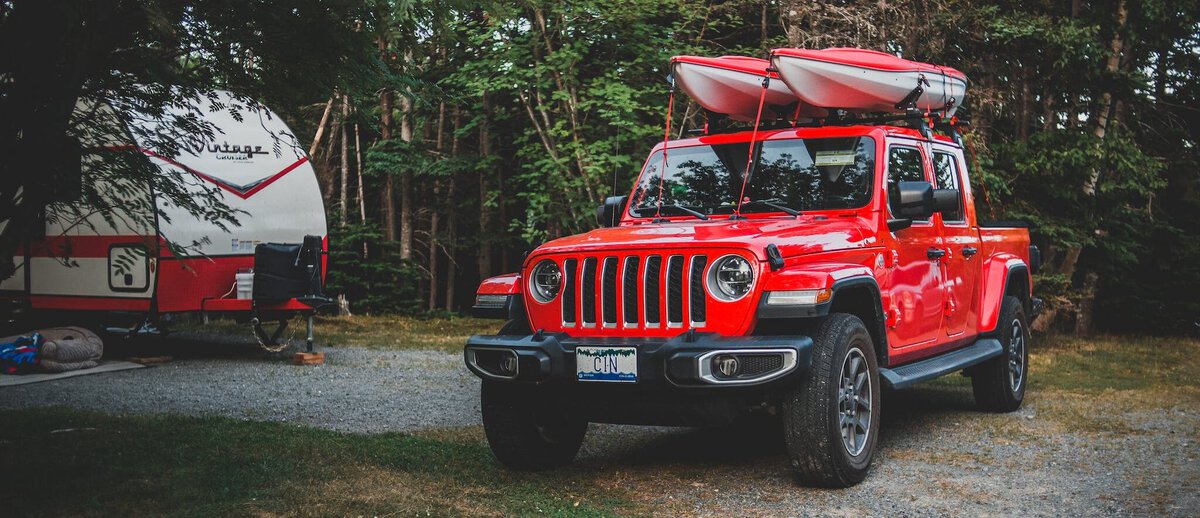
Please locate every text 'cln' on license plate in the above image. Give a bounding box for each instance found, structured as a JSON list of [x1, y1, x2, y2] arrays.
[[575, 346, 637, 383]]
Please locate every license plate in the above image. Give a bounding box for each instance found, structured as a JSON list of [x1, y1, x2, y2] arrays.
[[575, 346, 637, 383]]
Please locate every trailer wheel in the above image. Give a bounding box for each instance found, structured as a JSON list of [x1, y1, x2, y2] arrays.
[[481, 380, 587, 471], [782, 313, 880, 487]]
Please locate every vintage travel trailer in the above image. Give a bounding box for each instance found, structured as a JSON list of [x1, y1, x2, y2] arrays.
[[0, 90, 329, 346]]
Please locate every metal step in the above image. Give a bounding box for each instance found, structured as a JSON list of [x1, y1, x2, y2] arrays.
[[879, 338, 1003, 390]]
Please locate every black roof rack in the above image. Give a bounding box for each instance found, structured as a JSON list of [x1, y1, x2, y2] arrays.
[[690, 108, 964, 142]]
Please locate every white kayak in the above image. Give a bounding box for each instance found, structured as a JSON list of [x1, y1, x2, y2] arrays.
[[671, 55, 827, 122], [770, 48, 968, 116]]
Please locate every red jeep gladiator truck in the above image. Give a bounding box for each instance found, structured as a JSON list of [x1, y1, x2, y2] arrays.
[[465, 119, 1040, 487]]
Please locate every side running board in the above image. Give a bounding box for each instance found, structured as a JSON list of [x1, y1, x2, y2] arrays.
[[878, 338, 1003, 390]]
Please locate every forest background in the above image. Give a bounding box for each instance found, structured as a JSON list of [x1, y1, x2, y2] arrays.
[[3, 0, 1197, 335]]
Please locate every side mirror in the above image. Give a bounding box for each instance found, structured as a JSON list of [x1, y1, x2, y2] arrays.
[[596, 195, 628, 228], [932, 188, 960, 214], [894, 181, 934, 219], [887, 181, 933, 232]]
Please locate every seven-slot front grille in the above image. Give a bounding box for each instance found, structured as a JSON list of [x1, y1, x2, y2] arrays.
[[557, 253, 709, 330]]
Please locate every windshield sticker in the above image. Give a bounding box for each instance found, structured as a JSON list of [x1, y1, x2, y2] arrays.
[[814, 150, 856, 166]]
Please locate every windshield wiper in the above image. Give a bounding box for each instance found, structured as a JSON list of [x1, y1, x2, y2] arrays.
[[635, 205, 709, 221], [742, 199, 802, 218]]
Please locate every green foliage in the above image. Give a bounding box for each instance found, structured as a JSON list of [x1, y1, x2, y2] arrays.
[[996, 128, 1163, 258], [326, 222, 422, 314]]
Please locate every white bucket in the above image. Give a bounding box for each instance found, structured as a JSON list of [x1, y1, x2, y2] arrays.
[[235, 272, 254, 300]]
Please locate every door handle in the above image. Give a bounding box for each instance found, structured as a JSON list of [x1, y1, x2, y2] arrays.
[[962, 246, 978, 258], [927, 247, 947, 260]]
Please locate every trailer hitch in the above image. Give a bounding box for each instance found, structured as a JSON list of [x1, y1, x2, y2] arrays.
[[250, 313, 316, 354], [251, 316, 292, 353]]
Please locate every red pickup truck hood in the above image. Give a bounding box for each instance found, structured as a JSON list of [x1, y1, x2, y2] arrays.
[[530, 215, 879, 262]]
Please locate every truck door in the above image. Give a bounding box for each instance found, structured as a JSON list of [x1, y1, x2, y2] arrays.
[[932, 147, 982, 337], [884, 142, 945, 348]]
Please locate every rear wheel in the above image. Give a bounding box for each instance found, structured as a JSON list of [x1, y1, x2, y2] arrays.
[[782, 313, 880, 487], [480, 380, 587, 471], [972, 296, 1029, 412]]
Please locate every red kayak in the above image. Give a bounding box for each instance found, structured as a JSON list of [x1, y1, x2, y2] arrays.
[[770, 48, 968, 115], [671, 55, 827, 122]]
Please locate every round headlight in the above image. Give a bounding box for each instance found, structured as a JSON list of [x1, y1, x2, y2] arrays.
[[707, 255, 754, 301], [529, 260, 562, 303]]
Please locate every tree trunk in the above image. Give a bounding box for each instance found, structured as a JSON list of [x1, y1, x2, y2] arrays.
[[1155, 45, 1168, 101], [309, 96, 334, 157], [428, 188, 440, 311], [1063, 0, 1128, 335], [355, 123, 366, 224], [445, 107, 461, 311], [354, 122, 368, 258], [760, 1, 769, 51], [1074, 272, 1099, 335], [338, 95, 350, 226], [378, 36, 397, 243], [398, 89, 414, 260], [320, 103, 343, 204], [380, 92, 397, 244], [1018, 67, 1030, 141], [1041, 85, 1055, 131], [1058, 246, 1083, 280], [1057, 0, 1126, 335], [478, 94, 494, 280], [427, 101, 447, 311], [1084, 0, 1126, 196]]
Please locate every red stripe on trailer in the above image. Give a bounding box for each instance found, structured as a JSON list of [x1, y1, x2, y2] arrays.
[[140, 149, 309, 200], [201, 298, 314, 312], [155, 254, 253, 313], [31, 295, 152, 312]]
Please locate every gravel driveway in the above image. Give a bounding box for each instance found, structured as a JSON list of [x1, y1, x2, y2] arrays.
[[2, 334, 1196, 516], [0, 335, 481, 433]]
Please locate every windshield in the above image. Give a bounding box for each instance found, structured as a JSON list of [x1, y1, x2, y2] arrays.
[[628, 136, 876, 217]]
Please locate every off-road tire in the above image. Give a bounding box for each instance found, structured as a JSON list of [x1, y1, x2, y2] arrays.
[[972, 296, 1029, 412], [480, 380, 587, 471], [782, 313, 881, 487]]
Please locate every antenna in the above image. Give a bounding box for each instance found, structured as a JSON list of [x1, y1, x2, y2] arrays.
[[732, 66, 773, 219], [653, 74, 676, 222]]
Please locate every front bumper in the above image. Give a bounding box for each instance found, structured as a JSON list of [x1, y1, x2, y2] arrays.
[[463, 331, 813, 389]]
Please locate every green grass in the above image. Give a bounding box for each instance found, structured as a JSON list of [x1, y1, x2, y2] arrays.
[[1028, 334, 1200, 392], [0, 408, 635, 517], [178, 314, 502, 353]]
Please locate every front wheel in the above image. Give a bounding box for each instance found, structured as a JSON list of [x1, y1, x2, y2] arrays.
[[971, 296, 1029, 412], [782, 313, 881, 487], [480, 380, 587, 471]]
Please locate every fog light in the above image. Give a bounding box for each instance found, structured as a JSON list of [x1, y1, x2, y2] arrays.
[[766, 289, 832, 306], [713, 354, 740, 378], [500, 354, 518, 376]]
